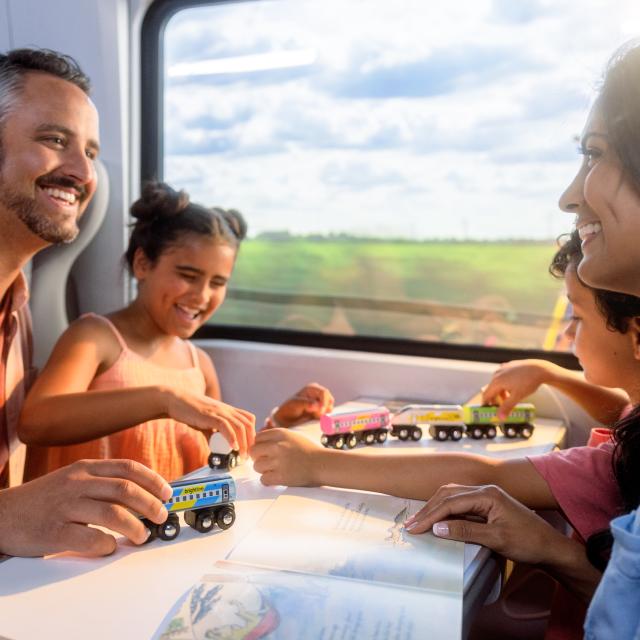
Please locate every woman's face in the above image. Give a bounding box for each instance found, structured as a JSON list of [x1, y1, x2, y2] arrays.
[[558, 101, 640, 296]]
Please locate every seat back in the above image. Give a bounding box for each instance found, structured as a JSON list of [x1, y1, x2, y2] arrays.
[[30, 159, 110, 368]]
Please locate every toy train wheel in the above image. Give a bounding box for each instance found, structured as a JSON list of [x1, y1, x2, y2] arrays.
[[228, 453, 238, 468], [397, 427, 410, 441], [216, 506, 236, 530], [435, 430, 448, 442], [470, 427, 483, 440], [208, 453, 223, 469], [141, 518, 158, 544], [334, 436, 345, 449], [520, 425, 534, 439], [195, 510, 215, 533], [486, 427, 497, 439], [376, 430, 388, 444], [364, 432, 376, 445], [346, 434, 358, 449], [451, 428, 463, 441], [159, 514, 180, 541], [320, 435, 329, 447], [410, 427, 422, 441], [504, 425, 517, 438]]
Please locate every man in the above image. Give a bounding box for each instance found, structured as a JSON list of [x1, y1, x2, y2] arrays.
[[0, 49, 172, 557]]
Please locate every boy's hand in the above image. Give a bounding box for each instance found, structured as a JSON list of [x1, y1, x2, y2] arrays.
[[268, 383, 334, 428], [0, 460, 172, 557], [251, 428, 324, 486], [482, 359, 558, 419]]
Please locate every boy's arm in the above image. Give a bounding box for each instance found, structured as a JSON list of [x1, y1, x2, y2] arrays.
[[483, 359, 629, 425], [251, 428, 558, 508]]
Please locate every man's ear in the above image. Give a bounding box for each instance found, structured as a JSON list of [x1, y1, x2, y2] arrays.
[[132, 247, 152, 280], [630, 318, 640, 360]]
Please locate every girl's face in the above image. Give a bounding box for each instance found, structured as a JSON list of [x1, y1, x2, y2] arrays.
[[563, 267, 636, 389], [134, 234, 236, 338], [559, 101, 640, 297]]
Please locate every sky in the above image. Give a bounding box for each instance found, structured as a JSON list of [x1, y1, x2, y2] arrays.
[[162, 0, 638, 240]]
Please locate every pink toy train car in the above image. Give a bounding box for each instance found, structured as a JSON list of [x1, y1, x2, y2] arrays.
[[320, 407, 391, 449]]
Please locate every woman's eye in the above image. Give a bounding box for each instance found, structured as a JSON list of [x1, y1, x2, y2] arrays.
[[578, 145, 602, 166]]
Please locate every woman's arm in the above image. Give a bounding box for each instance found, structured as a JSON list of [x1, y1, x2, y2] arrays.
[[405, 483, 601, 602], [251, 428, 558, 508], [19, 318, 255, 454]]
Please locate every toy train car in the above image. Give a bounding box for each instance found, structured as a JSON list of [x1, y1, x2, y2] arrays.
[[320, 402, 535, 448], [320, 407, 391, 449], [141, 474, 237, 542], [208, 432, 239, 470]]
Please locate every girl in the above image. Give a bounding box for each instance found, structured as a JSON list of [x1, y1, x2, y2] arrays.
[[18, 182, 329, 482], [250, 230, 640, 617]]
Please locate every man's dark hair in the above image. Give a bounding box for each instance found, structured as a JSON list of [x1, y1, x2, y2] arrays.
[[0, 48, 90, 162]]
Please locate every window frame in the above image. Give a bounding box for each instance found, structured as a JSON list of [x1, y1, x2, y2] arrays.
[[140, 0, 579, 369]]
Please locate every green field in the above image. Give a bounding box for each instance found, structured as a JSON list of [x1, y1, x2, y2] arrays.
[[211, 239, 565, 349]]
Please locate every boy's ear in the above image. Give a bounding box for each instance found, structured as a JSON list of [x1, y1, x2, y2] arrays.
[[132, 247, 152, 280], [631, 318, 640, 361]]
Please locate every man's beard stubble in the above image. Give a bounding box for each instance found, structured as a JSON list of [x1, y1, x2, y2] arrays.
[[0, 174, 81, 245]]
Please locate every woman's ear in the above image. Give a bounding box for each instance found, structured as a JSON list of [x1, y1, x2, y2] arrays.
[[132, 247, 152, 280], [631, 318, 640, 360]]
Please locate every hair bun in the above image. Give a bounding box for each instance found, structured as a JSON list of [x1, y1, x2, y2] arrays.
[[216, 207, 247, 241], [130, 181, 190, 224]]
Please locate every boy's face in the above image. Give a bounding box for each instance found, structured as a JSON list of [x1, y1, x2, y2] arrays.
[[563, 267, 637, 390]]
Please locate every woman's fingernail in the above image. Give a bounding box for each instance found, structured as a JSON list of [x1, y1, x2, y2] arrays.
[[433, 522, 450, 537], [405, 515, 416, 525], [404, 521, 418, 531], [162, 483, 173, 501]]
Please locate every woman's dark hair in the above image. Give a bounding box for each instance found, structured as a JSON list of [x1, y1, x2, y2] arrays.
[[599, 40, 640, 194], [125, 181, 247, 272]]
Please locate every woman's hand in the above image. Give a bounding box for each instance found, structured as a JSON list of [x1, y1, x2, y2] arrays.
[[251, 428, 325, 486], [268, 383, 335, 428], [405, 483, 566, 565], [165, 388, 255, 456], [482, 359, 559, 419]]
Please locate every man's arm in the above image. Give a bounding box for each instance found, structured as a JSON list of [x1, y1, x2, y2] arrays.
[[0, 459, 172, 557]]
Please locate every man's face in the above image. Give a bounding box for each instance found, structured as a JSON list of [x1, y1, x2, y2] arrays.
[[0, 72, 100, 246]]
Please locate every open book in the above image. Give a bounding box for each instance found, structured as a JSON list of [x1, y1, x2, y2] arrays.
[[154, 487, 465, 639]]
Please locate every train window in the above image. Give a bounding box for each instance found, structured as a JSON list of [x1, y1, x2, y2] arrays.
[[147, 0, 632, 357]]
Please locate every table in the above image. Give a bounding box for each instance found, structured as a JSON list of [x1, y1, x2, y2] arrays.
[[0, 411, 565, 640]]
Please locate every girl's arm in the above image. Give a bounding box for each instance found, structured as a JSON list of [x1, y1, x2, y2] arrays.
[[483, 359, 629, 425], [19, 318, 255, 454], [250, 428, 558, 508], [196, 347, 255, 452]]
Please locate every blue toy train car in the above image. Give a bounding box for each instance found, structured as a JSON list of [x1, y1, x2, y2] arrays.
[[142, 473, 237, 542]]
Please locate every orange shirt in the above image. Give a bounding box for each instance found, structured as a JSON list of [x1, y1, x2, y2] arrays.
[[26, 314, 211, 482], [0, 272, 34, 488]]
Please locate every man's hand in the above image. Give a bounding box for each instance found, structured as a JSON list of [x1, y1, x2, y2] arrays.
[[0, 459, 173, 557]]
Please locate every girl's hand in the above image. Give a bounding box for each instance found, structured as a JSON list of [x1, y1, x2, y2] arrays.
[[250, 428, 325, 486], [165, 389, 255, 456], [268, 383, 335, 428], [404, 483, 566, 565], [481, 359, 559, 419]]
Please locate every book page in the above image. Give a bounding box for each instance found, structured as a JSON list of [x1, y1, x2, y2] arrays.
[[153, 563, 462, 640], [227, 487, 464, 595]]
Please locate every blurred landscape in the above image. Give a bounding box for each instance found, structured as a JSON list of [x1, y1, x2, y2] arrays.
[[210, 238, 566, 350]]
